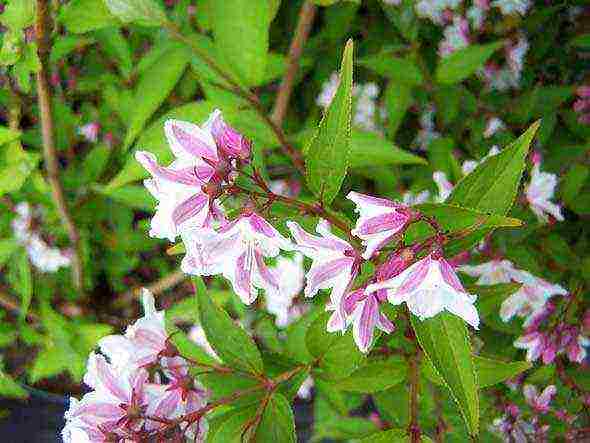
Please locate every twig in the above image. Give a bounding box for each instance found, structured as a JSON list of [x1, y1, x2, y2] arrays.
[[408, 349, 422, 443], [35, 0, 84, 292], [0, 291, 39, 322], [116, 269, 187, 307], [270, 1, 317, 125]]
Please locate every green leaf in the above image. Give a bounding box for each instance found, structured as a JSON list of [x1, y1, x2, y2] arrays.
[[384, 81, 413, 137], [0, 239, 19, 267], [305, 311, 365, 379], [561, 164, 589, 207], [0, 126, 21, 145], [357, 54, 423, 86], [572, 33, 590, 48], [475, 356, 530, 388], [59, 0, 119, 33], [411, 313, 479, 436], [15, 250, 32, 322], [306, 39, 354, 205], [447, 122, 540, 214], [94, 28, 133, 78], [104, 0, 167, 26], [471, 283, 523, 334], [211, 0, 271, 85], [123, 43, 191, 150], [0, 363, 27, 399], [0, 0, 35, 31], [255, 393, 296, 443], [194, 277, 263, 374], [349, 129, 426, 168], [96, 184, 154, 210], [81, 144, 110, 183], [334, 357, 407, 393], [435, 42, 502, 84], [359, 428, 433, 442]]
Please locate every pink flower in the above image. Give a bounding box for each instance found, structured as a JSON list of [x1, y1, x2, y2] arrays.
[[65, 354, 150, 439], [78, 122, 100, 143], [98, 289, 171, 370], [210, 113, 251, 160], [523, 384, 556, 414], [182, 212, 292, 305], [366, 253, 479, 328], [135, 110, 237, 241], [525, 161, 564, 223], [439, 16, 470, 57], [514, 331, 549, 362], [287, 219, 361, 332], [347, 191, 411, 259]]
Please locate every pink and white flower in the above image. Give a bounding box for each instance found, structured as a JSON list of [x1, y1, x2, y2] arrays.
[[461, 146, 500, 175], [523, 384, 556, 414], [263, 253, 307, 328], [525, 158, 564, 223], [492, 0, 530, 16], [98, 289, 170, 371], [439, 16, 470, 58], [78, 122, 100, 143], [433, 171, 454, 202], [136, 110, 247, 241], [182, 212, 292, 305], [366, 253, 479, 328], [347, 191, 411, 259], [287, 219, 361, 332], [483, 118, 506, 138]]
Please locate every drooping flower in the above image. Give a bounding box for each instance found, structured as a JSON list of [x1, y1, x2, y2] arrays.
[[287, 219, 361, 332], [523, 384, 556, 414], [182, 212, 292, 305], [366, 252, 479, 328], [263, 253, 307, 328], [98, 289, 170, 371], [525, 158, 564, 223], [347, 191, 412, 260], [135, 110, 245, 241], [439, 16, 470, 58], [459, 259, 567, 325]]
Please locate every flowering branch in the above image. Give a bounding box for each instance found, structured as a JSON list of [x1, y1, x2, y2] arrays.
[[270, 1, 317, 125], [35, 0, 85, 292]]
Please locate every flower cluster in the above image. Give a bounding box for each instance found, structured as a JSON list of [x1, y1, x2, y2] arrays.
[[574, 86, 590, 125], [63, 290, 208, 442], [12, 202, 72, 273], [134, 111, 481, 354]]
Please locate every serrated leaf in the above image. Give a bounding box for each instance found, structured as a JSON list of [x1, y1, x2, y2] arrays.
[[255, 393, 296, 443], [59, 0, 119, 33], [357, 54, 423, 86], [435, 42, 502, 84], [194, 277, 263, 374], [306, 39, 354, 205], [123, 43, 191, 150], [411, 313, 479, 435], [448, 122, 540, 214], [211, 0, 271, 86], [334, 357, 407, 393], [475, 356, 530, 388]]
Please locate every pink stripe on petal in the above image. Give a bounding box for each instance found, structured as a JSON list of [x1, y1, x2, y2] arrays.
[[255, 250, 278, 289], [235, 248, 255, 304], [347, 191, 399, 208], [169, 122, 218, 162], [135, 152, 202, 186], [396, 257, 431, 296], [355, 212, 408, 235], [287, 221, 349, 252], [439, 258, 466, 292], [307, 258, 353, 296], [248, 214, 277, 238], [343, 289, 365, 315], [354, 296, 378, 353], [94, 356, 128, 401], [172, 193, 208, 226], [377, 311, 395, 334]]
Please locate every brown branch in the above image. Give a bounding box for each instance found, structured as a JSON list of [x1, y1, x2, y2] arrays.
[[408, 348, 422, 443], [0, 291, 39, 322], [270, 1, 317, 126], [35, 0, 84, 292]]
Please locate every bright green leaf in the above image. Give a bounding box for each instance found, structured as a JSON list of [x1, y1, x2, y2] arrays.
[[334, 357, 407, 393], [104, 0, 167, 26], [384, 81, 413, 137], [349, 129, 426, 168], [435, 42, 502, 84], [195, 277, 263, 374], [59, 0, 119, 33], [306, 39, 354, 205], [475, 356, 530, 388], [357, 54, 423, 86], [255, 393, 296, 443]]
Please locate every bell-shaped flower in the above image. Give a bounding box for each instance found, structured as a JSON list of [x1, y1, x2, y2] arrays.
[[182, 213, 292, 305], [287, 219, 361, 332], [66, 354, 150, 435], [523, 384, 556, 414], [459, 260, 567, 325], [341, 288, 395, 353], [210, 113, 251, 160], [98, 289, 171, 370], [135, 110, 229, 241], [525, 160, 564, 223], [514, 331, 548, 363], [347, 191, 411, 259], [366, 253, 479, 328]]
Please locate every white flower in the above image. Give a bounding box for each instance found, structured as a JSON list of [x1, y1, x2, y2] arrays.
[[366, 253, 480, 328], [415, 105, 440, 150], [263, 253, 306, 328], [439, 16, 470, 58], [483, 118, 506, 138], [525, 163, 564, 223], [432, 171, 454, 202], [402, 190, 431, 206], [353, 82, 380, 132], [492, 0, 530, 16], [461, 146, 500, 175]]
